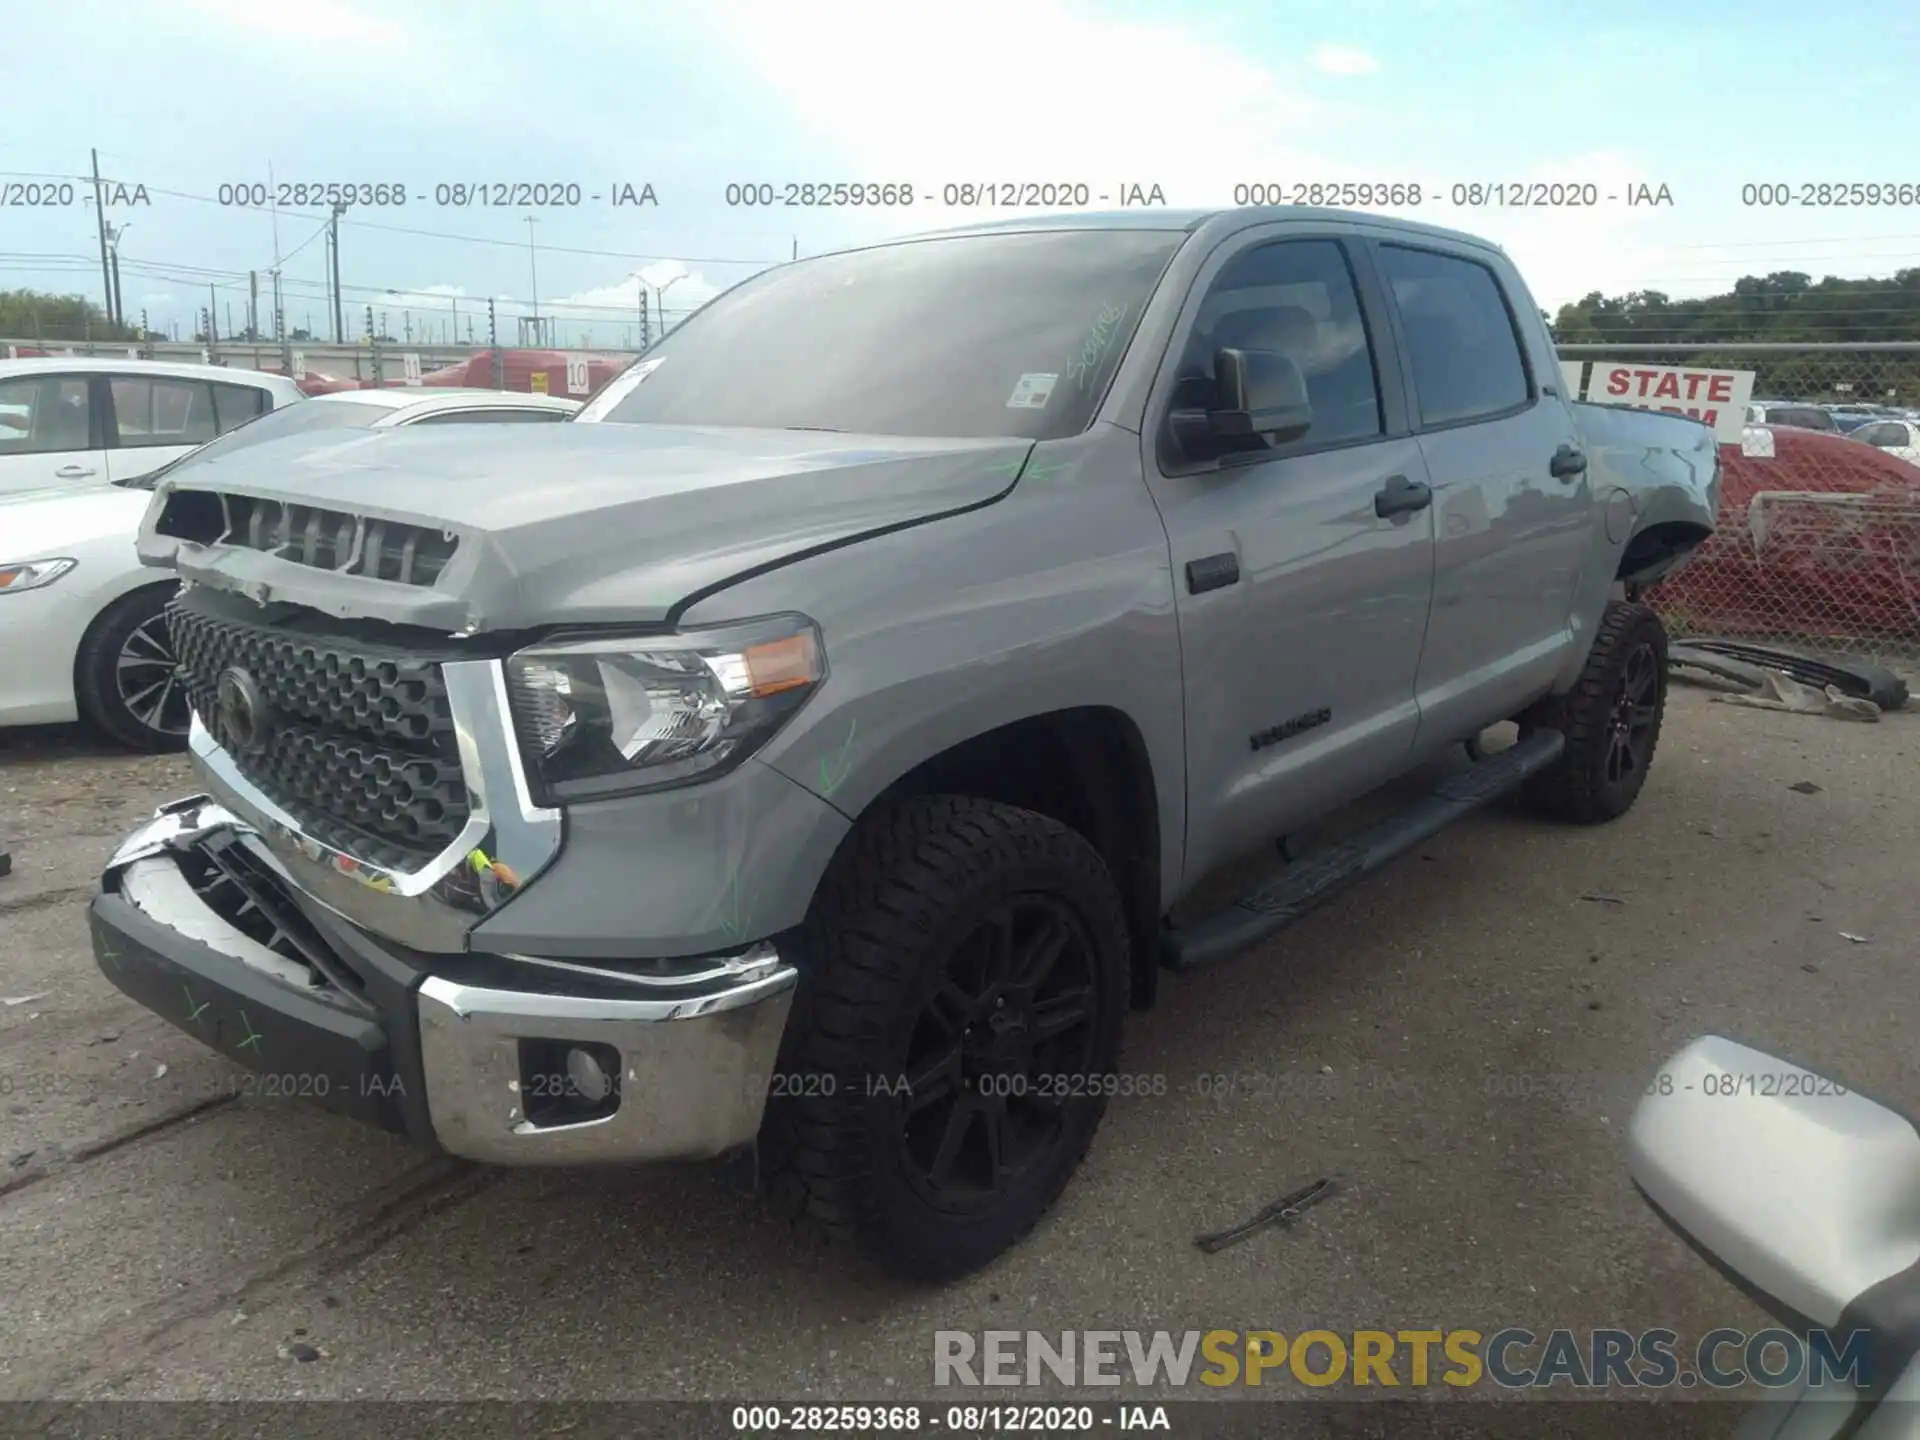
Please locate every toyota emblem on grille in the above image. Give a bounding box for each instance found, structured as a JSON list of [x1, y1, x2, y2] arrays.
[[213, 666, 274, 753]]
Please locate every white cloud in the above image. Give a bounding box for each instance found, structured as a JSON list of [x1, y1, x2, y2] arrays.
[[1311, 44, 1380, 76], [688, 0, 1334, 221], [1449, 152, 1682, 310]]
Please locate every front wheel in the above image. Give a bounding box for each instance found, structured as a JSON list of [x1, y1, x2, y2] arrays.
[[761, 795, 1129, 1280], [74, 586, 192, 752], [1520, 601, 1669, 823]]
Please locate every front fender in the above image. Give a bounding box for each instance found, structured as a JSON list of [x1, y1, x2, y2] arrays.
[[677, 428, 1189, 909], [1552, 407, 1719, 690]]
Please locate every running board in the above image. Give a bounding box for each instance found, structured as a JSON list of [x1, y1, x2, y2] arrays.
[[1161, 729, 1566, 972]]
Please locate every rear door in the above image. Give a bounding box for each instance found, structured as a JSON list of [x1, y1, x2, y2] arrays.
[[1137, 228, 1437, 879], [101, 373, 222, 483], [1370, 241, 1595, 747], [0, 372, 109, 494]]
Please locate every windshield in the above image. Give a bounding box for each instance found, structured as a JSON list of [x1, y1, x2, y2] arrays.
[[592, 229, 1186, 440], [113, 398, 397, 490]]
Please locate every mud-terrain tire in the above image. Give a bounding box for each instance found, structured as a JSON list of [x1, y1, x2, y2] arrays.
[[74, 585, 192, 753], [1520, 601, 1669, 824], [760, 795, 1129, 1281]]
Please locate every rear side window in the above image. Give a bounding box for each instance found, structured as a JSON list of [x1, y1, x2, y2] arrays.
[[1378, 245, 1531, 428], [1776, 407, 1836, 431], [110, 376, 218, 449], [210, 382, 269, 433]]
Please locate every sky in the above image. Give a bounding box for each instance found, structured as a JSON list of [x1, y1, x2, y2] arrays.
[[4, 0, 1918, 349]]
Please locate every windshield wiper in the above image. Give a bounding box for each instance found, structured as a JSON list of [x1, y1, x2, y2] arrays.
[[782, 425, 846, 433]]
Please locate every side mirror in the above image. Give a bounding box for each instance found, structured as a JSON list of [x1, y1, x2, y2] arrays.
[[1169, 348, 1313, 460], [1628, 1035, 1920, 1333]]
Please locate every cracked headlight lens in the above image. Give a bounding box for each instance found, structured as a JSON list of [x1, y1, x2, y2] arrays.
[[504, 615, 824, 802]]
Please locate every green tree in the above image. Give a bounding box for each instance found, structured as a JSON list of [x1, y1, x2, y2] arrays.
[[0, 288, 141, 343], [1554, 269, 1920, 401]]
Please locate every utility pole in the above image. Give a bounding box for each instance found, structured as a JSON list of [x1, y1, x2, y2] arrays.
[[403, 312, 413, 344], [792, 235, 798, 261], [208, 284, 219, 342], [91, 149, 115, 327], [366, 304, 383, 385], [248, 271, 259, 340], [107, 233, 125, 335], [524, 214, 540, 341], [488, 297, 502, 388], [328, 202, 346, 343], [227, 302, 234, 338]]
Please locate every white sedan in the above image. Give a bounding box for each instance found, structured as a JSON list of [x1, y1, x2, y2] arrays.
[[0, 356, 306, 496], [0, 387, 581, 749], [1850, 417, 1920, 466]]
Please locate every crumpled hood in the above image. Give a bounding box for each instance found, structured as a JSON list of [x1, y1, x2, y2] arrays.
[[138, 422, 1031, 632]]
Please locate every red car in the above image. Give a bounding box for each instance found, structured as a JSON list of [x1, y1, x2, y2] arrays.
[[1647, 424, 1920, 647]]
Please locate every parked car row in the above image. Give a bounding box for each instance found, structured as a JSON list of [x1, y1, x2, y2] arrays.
[[0, 358, 579, 749], [1743, 398, 1920, 465]]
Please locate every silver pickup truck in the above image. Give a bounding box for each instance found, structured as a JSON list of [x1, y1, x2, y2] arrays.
[[91, 208, 1718, 1279]]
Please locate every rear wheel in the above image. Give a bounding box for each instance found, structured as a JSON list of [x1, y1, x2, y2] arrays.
[[1520, 601, 1668, 823], [761, 795, 1128, 1280], [74, 586, 191, 752]]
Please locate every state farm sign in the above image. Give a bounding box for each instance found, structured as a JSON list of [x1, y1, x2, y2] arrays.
[[1582, 362, 1755, 444]]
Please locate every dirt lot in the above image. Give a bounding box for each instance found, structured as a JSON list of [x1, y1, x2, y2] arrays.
[[1, 685, 1915, 1430]]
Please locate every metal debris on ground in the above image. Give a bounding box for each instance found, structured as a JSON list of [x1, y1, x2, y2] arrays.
[[1789, 781, 1824, 794], [1, 994, 49, 1007], [0, 847, 10, 878], [1713, 669, 1881, 723], [1840, 932, 1872, 944], [1195, 1177, 1339, 1253], [1580, 893, 1626, 906], [1668, 639, 1909, 712]]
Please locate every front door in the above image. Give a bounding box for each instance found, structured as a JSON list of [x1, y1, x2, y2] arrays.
[[1137, 233, 1438, 882]]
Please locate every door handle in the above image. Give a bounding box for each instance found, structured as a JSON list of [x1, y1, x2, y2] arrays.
[[55, 464, 98, 478], [1549, 444, 1587, 480], [1373, 474, 1432, 518]]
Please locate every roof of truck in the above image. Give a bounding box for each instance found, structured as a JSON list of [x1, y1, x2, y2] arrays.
[[904, 206, 1506, 254]]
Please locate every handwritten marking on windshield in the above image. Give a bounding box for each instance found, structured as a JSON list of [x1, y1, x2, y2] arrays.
[[1066, 300, 1131, 393]]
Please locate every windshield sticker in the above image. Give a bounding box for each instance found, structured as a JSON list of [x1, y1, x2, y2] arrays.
[[575, 357, 664, 421], [1065, 300, 1131, 393], [1006, 373, 1058, 410]]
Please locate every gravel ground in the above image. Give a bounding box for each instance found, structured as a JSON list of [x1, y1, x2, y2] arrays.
[[0, 684, 1915, 1434]]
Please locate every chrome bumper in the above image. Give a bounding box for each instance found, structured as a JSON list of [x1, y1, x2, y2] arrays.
[[417, 968, 797, 1164], [103, 799, 800, 1165]]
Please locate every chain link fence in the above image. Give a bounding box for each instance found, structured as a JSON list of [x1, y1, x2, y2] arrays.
[[1559, 344, 1920, 674]]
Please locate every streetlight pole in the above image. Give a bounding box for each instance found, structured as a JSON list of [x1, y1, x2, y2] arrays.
[[652, 275, 687, 338]]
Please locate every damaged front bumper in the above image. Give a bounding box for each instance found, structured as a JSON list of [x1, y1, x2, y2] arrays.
[[91, 798, 799, 1164]]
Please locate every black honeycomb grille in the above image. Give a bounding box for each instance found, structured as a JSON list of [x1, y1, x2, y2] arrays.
[[168, 597, 473, 862], [251, 722, 467, 857]]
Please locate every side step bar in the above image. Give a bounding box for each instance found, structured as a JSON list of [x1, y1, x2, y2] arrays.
[[1161, 728, 1566, 972]]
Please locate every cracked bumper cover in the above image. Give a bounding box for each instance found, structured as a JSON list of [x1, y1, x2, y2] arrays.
[[90, 799, 799, 1164]]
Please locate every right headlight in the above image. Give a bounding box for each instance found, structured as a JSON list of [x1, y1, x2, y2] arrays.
[[0, 558, 77, 596], [504, 614, 825, 803]]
